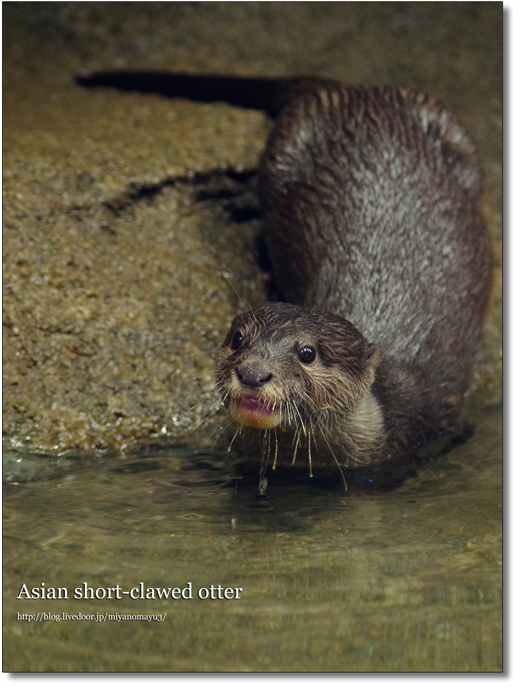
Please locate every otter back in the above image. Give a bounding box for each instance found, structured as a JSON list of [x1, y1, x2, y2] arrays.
[[259, 83, 493, 449]]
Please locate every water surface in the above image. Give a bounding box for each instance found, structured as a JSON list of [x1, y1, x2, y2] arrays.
[[3, 405, 502, 672]]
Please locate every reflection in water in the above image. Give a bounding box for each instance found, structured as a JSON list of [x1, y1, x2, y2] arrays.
[[3, 406, 502, 671]]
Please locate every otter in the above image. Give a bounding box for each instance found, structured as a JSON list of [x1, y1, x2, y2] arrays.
[[77, 73, 493, 487]]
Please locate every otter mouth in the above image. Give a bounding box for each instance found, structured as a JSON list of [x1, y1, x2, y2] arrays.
[[229, 396, 282, 430]]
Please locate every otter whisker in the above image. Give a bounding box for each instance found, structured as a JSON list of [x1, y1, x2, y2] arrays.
[[280, 399, 292, 428], [220, 271, 253, 314], [209, 417, 236, 447], [307, 424, 314, 478], [228, 424, 243, 452], [291, 427, 302, 465], [190, 414, 215, 432], [260, 429, 271, 477], [301, 391, 320, 413], [189, 385, 222, 412], [318, 425, 349, 491], [189, 397, 228, 432], [271, 428, 279, 471]]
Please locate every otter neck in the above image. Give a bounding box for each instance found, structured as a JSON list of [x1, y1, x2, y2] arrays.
[[312, 389, 386, 468]]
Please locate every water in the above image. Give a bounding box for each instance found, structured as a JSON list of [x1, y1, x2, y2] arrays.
[[2, 405, 502, 672]]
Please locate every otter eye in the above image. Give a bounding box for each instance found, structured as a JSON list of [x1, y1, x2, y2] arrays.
[[230, 330, 243, 351], [298, 345, 316, 364]]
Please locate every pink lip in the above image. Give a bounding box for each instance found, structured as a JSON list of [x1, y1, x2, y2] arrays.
[[237, 397, 273, 412], [229, 396, 281, 429]]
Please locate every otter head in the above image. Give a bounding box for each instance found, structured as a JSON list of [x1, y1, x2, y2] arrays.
[[215, 302, 382, 433]]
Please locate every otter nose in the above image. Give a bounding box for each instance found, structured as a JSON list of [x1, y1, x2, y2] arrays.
[[236, 364, 273, 389]]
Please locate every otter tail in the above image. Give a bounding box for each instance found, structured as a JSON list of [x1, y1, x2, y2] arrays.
[[76, 70, 333, 117]]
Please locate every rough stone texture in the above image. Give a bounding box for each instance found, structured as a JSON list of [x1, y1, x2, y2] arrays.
[[3, 2, 502, 456]]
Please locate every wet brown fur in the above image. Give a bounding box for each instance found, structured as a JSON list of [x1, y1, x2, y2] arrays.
[[216, 80, 493, 471]]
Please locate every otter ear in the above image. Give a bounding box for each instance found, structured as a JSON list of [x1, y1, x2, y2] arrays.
[[366, 343, 383, 368]]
